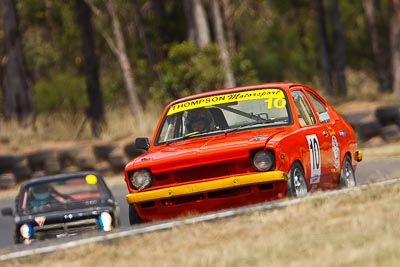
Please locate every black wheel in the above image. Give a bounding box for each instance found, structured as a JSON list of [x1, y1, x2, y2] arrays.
[[286, 162, 308, 197], [14, 231, 24, 244], [129, 204, 142, 225], [339, 155, 356, 188]]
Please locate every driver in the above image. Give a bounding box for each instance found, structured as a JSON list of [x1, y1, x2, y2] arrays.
[[28, 183, 57, 208], [185, 108, 214, 133]]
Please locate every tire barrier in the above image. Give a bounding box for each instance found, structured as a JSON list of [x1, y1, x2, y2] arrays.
[[93, 144, 117, 161], [0, 141, 148, 189], [0, 172, 16, 189], [58, 147, 84, 169], [375, 104, 400, 126], [123, 142, 147, 159], [344, 104, 400, 144]]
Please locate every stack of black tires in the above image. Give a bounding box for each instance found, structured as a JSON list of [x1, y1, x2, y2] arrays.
[[345, 104, 400, 143], [0, 142, 147, 189]]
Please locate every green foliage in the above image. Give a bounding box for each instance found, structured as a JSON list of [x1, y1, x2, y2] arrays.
[[234, 1, 319, 85], [151, 42, 225, 105], [231, 48, 259, 86], [100, 71, 127, 106], [33, 72, 87, 114], [0, 0, 391, 115], [19, 1, 81, 76], [150, 41, 260, 105]]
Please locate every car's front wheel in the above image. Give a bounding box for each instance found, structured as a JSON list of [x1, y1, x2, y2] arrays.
[[339, 155, 356, 188], [286, 161, 308, 197], [129, 204, 142, 225]]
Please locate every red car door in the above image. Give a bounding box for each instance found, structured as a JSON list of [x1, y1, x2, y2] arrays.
[[304, 89, 342, 187], [290, 89, 334, 191]]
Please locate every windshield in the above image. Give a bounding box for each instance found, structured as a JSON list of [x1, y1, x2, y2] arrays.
[[156, 88, 291, 144], [19, 174, 109, 211]]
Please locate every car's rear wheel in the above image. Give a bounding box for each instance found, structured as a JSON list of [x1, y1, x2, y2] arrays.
[[129, 204, 142, 225], [339, 155, 356, 188], [286, 162, 308, 197]]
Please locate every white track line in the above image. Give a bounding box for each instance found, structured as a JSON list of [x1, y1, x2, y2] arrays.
[[1, 177, 400, 261]]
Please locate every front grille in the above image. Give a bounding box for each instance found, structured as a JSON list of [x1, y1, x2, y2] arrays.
[[33, 219, 99, 239], [153, 158, 252, 185]]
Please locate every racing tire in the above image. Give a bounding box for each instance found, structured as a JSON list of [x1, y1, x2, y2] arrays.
[[0, 173, 16, 189], [129, 204, 142, 225], [286, 161, 308, 198], [44, 156, 62, 174], [76, 154, 96, 171], [379, 124, 400, 142], [13, 164, 32, 183], [93, 144, 116, 161], [375, 104, 400, 126], [339, 155, 356, 188], [108, 154, 128, 173], [27, 150, 54, 172], [124, 142, 146, 159], [341, 112, 370, 128], [58, 147, 83, 169], [0, 154, 24, 172], [355, 121, 383, 142]]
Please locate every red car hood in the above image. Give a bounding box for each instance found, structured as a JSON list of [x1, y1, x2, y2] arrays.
[[127, 129, 286, 173]]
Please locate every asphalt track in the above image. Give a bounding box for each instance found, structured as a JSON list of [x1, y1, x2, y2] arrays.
[[0, 157, 399, 260]]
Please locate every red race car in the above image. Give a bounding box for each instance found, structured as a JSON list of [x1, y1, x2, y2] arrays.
[[124, 82, 362, 224]]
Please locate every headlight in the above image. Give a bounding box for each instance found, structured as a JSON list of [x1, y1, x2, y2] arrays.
[[20, 224, 33, 239], [99, 212, 113, 232], [252, 150, 274, 171], [129, 169, 152, 190]]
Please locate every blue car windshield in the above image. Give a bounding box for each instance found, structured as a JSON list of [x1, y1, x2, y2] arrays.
[[20, 174, 108, 211]]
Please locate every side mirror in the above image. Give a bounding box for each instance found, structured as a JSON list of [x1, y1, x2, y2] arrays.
[[1, 207, 13, 216], [135, 137, 150, 151]]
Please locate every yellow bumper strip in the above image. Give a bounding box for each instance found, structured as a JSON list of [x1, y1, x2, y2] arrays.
[[126, 171, 287, 204]]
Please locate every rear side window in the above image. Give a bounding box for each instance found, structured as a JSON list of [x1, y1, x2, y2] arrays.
[[291, 90, 316, 127], [306, 92, 331, 123]]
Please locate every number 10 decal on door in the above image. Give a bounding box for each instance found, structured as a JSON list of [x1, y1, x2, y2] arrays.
[[306, 134, 321, 184]]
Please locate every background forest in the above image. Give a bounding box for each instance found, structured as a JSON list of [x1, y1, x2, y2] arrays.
[[0, 0, 400, 141]]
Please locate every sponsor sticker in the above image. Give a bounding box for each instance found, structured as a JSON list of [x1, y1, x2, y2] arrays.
[[306, 134, 321, 184], [167, 88, 286, 115], [85, 174, 98, 185], [332, 136, 340, 168], [34, 216, 46, 227]]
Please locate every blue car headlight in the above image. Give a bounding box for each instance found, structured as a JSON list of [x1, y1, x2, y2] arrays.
[[20, 223, 33, 239], [98, 212, 113, 232]]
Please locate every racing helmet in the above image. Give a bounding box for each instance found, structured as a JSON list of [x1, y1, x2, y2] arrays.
[[32, 184, 50, 200], [185, 108, 215, 132]]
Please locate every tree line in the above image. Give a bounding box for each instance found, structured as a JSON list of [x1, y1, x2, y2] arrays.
[[0, 0, 399, 137]]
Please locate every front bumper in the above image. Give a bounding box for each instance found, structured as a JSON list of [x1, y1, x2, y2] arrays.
[[126, 171, 287, 204]]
